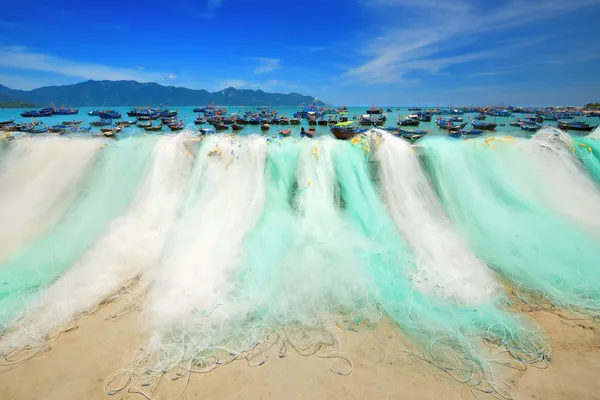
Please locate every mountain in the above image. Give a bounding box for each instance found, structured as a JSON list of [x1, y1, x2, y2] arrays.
[[0, 80, 326, 107]]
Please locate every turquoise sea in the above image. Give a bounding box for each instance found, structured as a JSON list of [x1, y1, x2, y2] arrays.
[[1, 106, 597, 139]]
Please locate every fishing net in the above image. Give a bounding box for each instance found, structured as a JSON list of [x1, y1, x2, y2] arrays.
[[0, 137, 154, 331], [368, 130, 499, 304], [330, 137, 547, 382], [0, 135, 193, 354], [421, 136, 600, 318], [0, 137, 103, 262], [572, 136, 600, 185]]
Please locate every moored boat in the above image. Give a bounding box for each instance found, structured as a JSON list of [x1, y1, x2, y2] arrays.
[[279, 128, 291, 137], [261, 123, 270, 130], [472, 121, 497, 130], [144, 123, 163, 132], [557, 121, 596, 131], [90, 119, 113, 126], [231, 123, 244, 131]]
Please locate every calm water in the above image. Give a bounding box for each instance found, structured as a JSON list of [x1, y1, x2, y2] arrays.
[[0, 106, 597, 139]]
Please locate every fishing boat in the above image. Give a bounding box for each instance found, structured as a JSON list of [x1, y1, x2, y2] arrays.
[[520, 124, 538, 132], [144, 123, 163, 132], [168, 121, 184, 131], [261, 123, 270, 130], [137, 115, 159, 121], [472, 121, 497, 130], [475, 113, 486, 120], [90, 119, 113, 126], [399, 128, 428, 136], [213, 122, 228, 131], [100, 126, 123, 133], [0, 119, 15, 126], [408, 107, 422, 111], [49, 127, 66, 134], [37, 109, 53, 117], [20, 110, 39, 117], [279, 117, 290, 124], [99, 110, 122, 119], [26, 126, 48, 134], [67, 126, 92, 133], [317, 118, 328, 125], [290, 118, 301, 125], [62, 120, 83, 126], [398, 117, 420, 126], [194, 117, 207, 124], [460, 129, 483, 136], [449, 115, 464, 122], [88, 109, 100, 116], [331, 121, 365, 140], [301, 128, 315, 138], [359, 115, 372, 126], [116, 120, 136, 126], [231, 123, 244, 131], [557, 121, 596, 131], [199, 128, 216, 135], [366, 106, 383, 114], [279, 128, 291, 137], [54, 107, 78, 115], [136, 121, 152, 128]]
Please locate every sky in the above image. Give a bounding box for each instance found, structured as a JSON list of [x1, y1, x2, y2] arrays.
[[1, 0, 599, 105]]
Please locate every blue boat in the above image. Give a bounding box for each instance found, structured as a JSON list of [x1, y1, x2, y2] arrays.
[[54, 107, 78, 115], [88, 109, 100, 116], [460, 129, 483, 136], [472, 121, 497, 130], [20, 110, 39, 117], [520, 124, 538, 132], [90, 119, 113, 126], [99, 110, 122, 119]]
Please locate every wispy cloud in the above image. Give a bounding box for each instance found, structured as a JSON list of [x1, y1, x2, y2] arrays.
[[344, 0, 600, 85], [0, 46, 176, 86], [254, 57, 281, 74]]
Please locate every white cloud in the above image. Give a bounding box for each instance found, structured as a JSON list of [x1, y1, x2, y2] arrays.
[[254, 57, 281, 74], [0, 46, 173, 84], [344, 0, 600, 85]]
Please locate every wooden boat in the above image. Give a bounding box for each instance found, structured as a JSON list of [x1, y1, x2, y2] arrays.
[[49, 127, 66, 134], [99, 110, 122, 119], [317, 118, 328, 125], [261, 123, 270, 130], [331, 122, 364, 140], [20, 110, 39, 117], [194, 118, 207, 124], [399, 128, 428, 136], [308, 118, 317, 126], [62, 120, 83, 125], [27, 127, 48, 134], [90, 119, 113, 126], [0, 119, 15, 126], [471, 121, 497, 130], [199, 128, 216, 135], [460, 129, 483, 136], [100, 126, 123, 134], [475, 113, 486, 120], [520, 124, 538, 132], [213, 122, 228, 131], [137, 115, 158, 121], [290, 118, 301, 125], [168, 122, 184, 131], [231, 123, 244, 131], [279, 129, 291, 137], [557, 121, 596, 131], [136, 121, 152, 128], [117, 120, 136, 126], [398, 118, 420, 126], [144, 123, 163, 132], [279, 117, 290, 124], [67, 126, 92, 133]]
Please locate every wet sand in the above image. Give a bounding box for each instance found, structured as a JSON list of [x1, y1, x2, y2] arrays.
[[0, 297, 598, 400]]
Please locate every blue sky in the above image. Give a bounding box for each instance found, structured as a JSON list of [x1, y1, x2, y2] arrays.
[[1, 0, 599, 105]]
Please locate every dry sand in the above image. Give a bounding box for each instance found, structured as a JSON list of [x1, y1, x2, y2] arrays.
[[0, 297, 598, 400]]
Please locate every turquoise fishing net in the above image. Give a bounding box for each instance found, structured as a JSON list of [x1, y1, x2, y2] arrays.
[[330, 138, 547, 369], [0, 137, 154, 329], [573, 137, 600, 185], [421, 136, 600, 317]]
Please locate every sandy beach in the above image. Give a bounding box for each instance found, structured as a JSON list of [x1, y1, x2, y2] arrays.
[[0, 295, 598, 400]]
